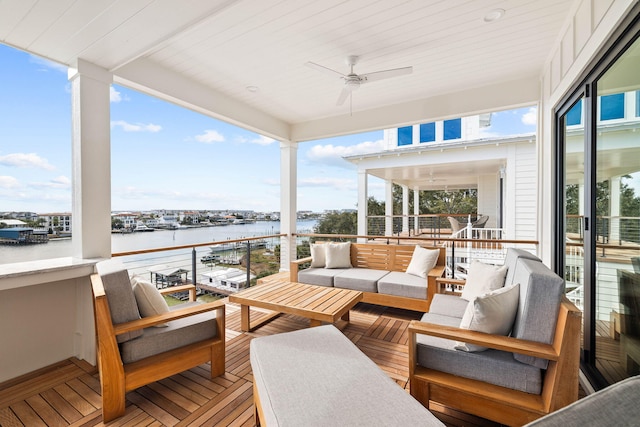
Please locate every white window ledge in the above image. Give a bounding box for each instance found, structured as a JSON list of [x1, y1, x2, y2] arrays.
[[0, 257, 101, 291]]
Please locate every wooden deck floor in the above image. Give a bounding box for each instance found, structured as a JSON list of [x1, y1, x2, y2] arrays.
[[0, 300, 512, 427]]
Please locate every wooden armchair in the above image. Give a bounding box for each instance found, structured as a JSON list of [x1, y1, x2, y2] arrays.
[[408, 256, 582, 426], [91, 263, 225, 422]]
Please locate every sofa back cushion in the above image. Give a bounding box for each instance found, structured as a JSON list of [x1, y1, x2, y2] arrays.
[[96, 260, 142, 343], [511, 258, 565, 368], [504, 248, 541, 287]]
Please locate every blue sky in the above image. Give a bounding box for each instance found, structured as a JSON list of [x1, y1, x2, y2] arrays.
[[1, 43, 537, 214]]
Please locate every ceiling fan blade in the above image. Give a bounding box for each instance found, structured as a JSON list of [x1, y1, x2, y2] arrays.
[[305, 61, 346, 79], [336, 86, 351, 106], [360, 66, 413, 83]]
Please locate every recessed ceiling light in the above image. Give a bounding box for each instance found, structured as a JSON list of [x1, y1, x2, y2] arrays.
[[484, 8, 505, 23], [246, 85, 259, 93]]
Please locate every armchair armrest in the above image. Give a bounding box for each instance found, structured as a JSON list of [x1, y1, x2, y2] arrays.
[[435, 277, 466, 294], [159, 283, 197, 301], [113, 298, 226, 337], [290, 256, 312, 282], [407, 320, 558, 361]]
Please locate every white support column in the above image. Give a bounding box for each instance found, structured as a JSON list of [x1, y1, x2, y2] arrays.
[[610, 176, 621, 244], [402, 184, 409, 234], [357, 170, 368, 243], [413, 187, 420, 235], [279, 140, 298, 271], [68, 59, 112, 259], [385, 180, 394, 236]]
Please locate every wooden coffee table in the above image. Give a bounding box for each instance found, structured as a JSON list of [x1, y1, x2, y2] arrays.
[[228, 280, 363, 332]]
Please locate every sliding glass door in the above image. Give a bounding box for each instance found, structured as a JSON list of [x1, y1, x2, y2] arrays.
[[557, 20, 640, 388]]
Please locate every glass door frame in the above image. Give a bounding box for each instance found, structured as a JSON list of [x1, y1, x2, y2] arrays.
[[554, 8, 640, 389]]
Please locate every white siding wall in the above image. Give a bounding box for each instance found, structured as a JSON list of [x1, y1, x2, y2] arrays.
[[477, 174, 498, 228], [512, 142, 537, 241]]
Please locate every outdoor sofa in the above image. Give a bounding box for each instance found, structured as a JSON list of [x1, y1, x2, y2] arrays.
[[290, 242, 446, 312]]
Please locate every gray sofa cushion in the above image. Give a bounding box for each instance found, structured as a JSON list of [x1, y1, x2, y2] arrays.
[[428, 294, 469, 318], [524, 376, 640, 427], [119, 302, 219, 364], [416, 313, 543, 394], [298, 267, 347, 287], [511, 258, 565, 368], [504, 248, 541, 287], [334, 268, 390, 292], [100, 270, 142, 343], [250, 325, 444, 427], [377, 271, 428, 299]]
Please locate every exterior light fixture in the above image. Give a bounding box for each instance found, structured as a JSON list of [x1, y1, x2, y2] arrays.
[[484, 8, 505, 22]]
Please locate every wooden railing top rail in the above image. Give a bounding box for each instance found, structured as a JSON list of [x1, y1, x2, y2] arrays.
[[294, 233, 539, 246], [112, 233, 285, 257]]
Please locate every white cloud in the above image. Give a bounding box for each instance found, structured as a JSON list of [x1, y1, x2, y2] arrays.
[[0, 153, 55, 170], [0, 176, 20, 188], [299, 177, 356, 191], [250, 135, 275, 146], [195, 129, 225, 143], [31, 175, 71, 189], [111, 120, 162, 132], [522, 107, 537, 126], [110, 87, 122, 103], [306, 139, 385, 168], [29, 55, 67, 73]]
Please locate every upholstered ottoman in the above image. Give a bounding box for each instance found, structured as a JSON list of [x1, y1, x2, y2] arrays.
[[250, 325, 444, 426]]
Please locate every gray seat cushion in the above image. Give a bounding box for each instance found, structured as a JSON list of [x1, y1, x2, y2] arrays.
[[416, 312, 543, 394], [119, 302, 219, 364], [428, 294, 469, 318], [99, 269, 142, 343], [524, 376, 640, 426], [250, 325, 444, 427], [377, 271, 428, 299], [511, 258, 565, 368], [334, 268, 390, 292], [298, 267, 347, 287]]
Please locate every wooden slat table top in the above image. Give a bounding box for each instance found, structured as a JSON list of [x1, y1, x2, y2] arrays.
[[229, 280, 363, 323]]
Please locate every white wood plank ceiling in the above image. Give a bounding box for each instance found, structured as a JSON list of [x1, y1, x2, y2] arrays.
[[0, 0, 577, 141]]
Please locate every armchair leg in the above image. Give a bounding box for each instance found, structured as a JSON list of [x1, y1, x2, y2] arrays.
[[210, 341, 225, 378], [410, 376, 430, 409], [101, 378, 126, 422]]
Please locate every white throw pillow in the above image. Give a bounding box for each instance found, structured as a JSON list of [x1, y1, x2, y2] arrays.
[[309, 243, 326, 268], [455, 283, 520, 352], [131, 276, 170, 327], [460, 261, 508, 301], [405, 245, 440, 278], [325, 242, 352, 269]]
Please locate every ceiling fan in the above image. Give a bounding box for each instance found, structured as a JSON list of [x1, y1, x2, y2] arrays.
[[305, 55, 413, 108]]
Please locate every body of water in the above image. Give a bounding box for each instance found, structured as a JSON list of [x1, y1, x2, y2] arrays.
[[0, 220, 317, 265]]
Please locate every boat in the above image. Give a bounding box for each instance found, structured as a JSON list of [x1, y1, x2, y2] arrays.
[[133, 224, 155, 232], [201, 254, 221, 264]]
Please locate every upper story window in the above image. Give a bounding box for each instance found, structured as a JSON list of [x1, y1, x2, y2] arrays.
[[566, 99, 583, 126], [398, 126, 413, 146], [419, 122, 436, 143], [600, 93, 624, 120], [443, 118, 462, 140]]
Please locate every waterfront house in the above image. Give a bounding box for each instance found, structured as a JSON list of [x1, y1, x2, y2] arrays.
[[1, 0, 639, 423]]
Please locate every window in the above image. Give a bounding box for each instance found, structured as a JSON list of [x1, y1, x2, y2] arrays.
[[419, 122, 435, 143], [398, 126, 413, 146], [443, 118, 461, 140], [600, 93, 624, 120], [566, 100, 582, 125], [636, 91, 640, 117]]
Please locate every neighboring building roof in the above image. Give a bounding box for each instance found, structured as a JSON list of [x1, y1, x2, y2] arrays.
[[0, 219, 27, 226]]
